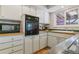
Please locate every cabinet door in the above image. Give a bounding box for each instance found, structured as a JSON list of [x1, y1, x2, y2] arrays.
[[12, 45, 23, 54], [0, 6, 1, 16], [30, 6, 36, 16], [33, 35, 39, 52], [11, 50, 23, 54], [25, 36, 33, 54], [0, 37, 13, 54], [57, 37, 66, 44], [0, 37, 12, 43], [22, 6, 30, 15], [0, 48, 12, 54], [1, 5, 22, 20], [48, 36, 57, 48], [36, 9, 44, 23], [44, 11, 49, 24], [39, 34, 47, 49]]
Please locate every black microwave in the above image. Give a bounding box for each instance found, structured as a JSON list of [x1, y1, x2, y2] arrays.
[[0, 23, 20, 33]]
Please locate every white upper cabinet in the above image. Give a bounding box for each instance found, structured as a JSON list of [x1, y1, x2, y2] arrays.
[[36, 7, 49, 24], [0, 6, 1, 16], [22, 6, 30, 15], [0, 5, 22, 20], [44, 11, 49, 24], [36, 9, 44, 23], [22, 6, 36, 16], [30, 6, 36, 16]]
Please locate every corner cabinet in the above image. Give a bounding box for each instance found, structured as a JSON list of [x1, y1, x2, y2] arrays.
[[0, 5, 22, 20]]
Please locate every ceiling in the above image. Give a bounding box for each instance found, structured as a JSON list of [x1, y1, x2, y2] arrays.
[[43, 5, 56, 9]]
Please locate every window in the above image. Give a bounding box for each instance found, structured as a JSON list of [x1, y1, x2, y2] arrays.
[[56, 12, 65, 25], [66, 9, 78, 24]]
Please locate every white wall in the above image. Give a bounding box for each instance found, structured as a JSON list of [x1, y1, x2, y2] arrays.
[[48, 5, 79, 30]]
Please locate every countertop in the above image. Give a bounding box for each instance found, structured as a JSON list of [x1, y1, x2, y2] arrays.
[[48, 34, 79, 54], [0, 33, 23, 36]]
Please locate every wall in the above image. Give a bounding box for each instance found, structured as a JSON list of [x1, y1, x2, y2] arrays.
[[49, 5, 79, 30]]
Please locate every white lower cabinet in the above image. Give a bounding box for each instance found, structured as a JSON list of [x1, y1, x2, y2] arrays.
[[25, 36, 33, 54], [0, 37, 13, 54], [39, 33, 47, 49], [12, 36, 24, 54], [0, 37, 12, 44], [33, 35, 39, 52], [0, 48, 12, 54], [57, 37, 66, 44], [11, 50, 23, 54], [0, 35, 24, 54], [48, 36, 58, 48], [48, 32, 73, 48]]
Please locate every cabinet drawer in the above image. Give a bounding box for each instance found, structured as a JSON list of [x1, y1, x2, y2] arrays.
[[25, 36, 33, 39], [0, 48, 12, 54], [13, 40, 23, 46], [0, 42, 12, 50], [40, 34, 47, 36], [12, 50, 23, 54], [13, 36, 23, 41], [40, 37, 47, 41], [13, 45, 23, 52], [0, 37, 12, 43]]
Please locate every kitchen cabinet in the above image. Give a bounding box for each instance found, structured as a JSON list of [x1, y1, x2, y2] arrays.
[[0, 37, 13, 54], [48, 35, 58, 48], [0, 35, 24, 54], [23, 5, 49, 24], [33, 35, 40, 52], [22, 6, 30, 15], [0, 48, 12, 54], [0, 37, 12, 53], [56, 37, 66, 44], [0, 6, 1, 16], [11, 50, 23, 54], [30, 6, 36, 16], [36, 8, 49, 24], [48, 32, 73, 48], [0, 5, 22, 20], [44, 11, 49, 24], [12, 36, 24, 54], [38, 10, 44, 23], [36, 9, 44, 23], [23, 6, 36, 16], [0, 37, 12, 43], [39, 32, 47, 49], [25, 36, 33, 54]]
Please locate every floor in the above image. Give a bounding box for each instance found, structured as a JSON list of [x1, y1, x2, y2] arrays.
[[34, 47, 51, 54], [34, 48, 49, 54]]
